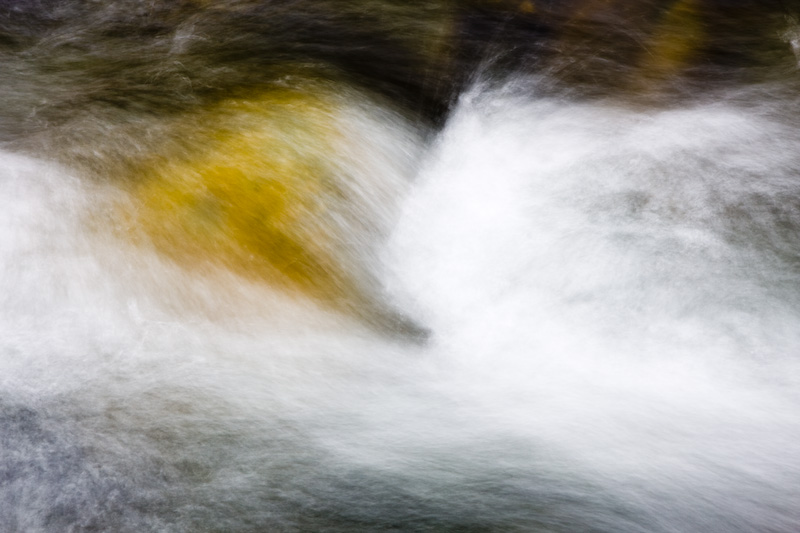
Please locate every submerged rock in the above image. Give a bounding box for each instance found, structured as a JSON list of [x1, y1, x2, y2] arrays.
[[110, 86, 428, 339]]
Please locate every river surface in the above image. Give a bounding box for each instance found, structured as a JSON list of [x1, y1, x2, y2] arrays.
[[2, 2, 800, 532]]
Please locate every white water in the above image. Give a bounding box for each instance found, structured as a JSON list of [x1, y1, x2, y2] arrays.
[[3, 81, 800, 531]]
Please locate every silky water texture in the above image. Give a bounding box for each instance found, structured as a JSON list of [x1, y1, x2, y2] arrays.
[[2, 2, 800, 532]]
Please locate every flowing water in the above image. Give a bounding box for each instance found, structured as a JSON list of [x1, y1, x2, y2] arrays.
[[2, 2, 800, 532]]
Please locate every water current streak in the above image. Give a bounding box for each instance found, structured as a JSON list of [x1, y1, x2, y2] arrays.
[[2, 2, 800, 532]]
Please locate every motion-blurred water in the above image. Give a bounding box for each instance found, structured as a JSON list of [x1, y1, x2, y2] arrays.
[[2, 2, 800, 531]]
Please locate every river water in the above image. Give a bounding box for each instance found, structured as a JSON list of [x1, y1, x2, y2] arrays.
[[2, 2, 800, 532]]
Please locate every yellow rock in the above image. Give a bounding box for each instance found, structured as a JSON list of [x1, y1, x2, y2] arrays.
[[636, 0, 705, 82], [116, 86, 423, 335], [518, 1, 536, 14]]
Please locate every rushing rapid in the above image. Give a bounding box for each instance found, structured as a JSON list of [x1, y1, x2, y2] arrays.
[[2, 1, 800, 532]]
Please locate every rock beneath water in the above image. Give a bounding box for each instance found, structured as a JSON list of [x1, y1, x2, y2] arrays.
[[109, 86, 427, 340]]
